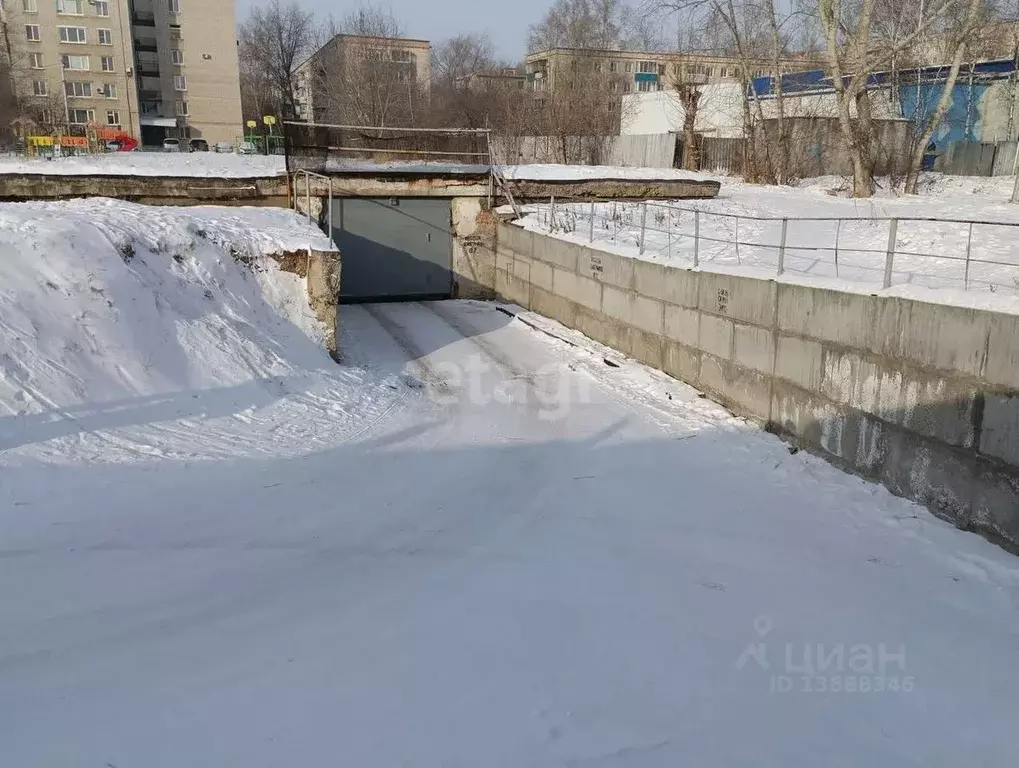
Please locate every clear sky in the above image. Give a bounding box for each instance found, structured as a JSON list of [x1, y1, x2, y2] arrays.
[[234, 0, 547, 61]]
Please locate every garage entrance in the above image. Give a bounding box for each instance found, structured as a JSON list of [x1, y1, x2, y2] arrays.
[[330, 198, 453, 303]]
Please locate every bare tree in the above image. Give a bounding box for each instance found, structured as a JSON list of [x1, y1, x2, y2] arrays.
[[528, 0, 629, 51], [312, 4, 425, 128], [239, 0, 315, 120]]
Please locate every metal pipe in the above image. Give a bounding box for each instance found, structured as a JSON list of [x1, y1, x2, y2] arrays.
[[305, 172, 311, 223], [777, 218, 788, 275], [883, 218, 898, 289], [639, 202, 647, 255], [964, 221, 973, 289], [589, 200, 595, 242], [694, 210, 700, 267]]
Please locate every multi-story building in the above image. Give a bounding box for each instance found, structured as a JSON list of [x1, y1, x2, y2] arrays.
[[525, 47, 823, 99], [294, 34, 430, 125], [1, 0, 242, 145]]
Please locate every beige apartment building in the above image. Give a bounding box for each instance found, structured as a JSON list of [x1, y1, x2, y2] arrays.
[[295, 34, 430, 125], [1, 0, 242, 145], [525, 47, 823, 98]]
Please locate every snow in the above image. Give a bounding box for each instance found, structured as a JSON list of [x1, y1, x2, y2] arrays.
[[0, 151, 287, 177], [500, 163, 719, 182], [517, 173, 1019, 313], [0, 198, 399, 463], [2, 245, 1019, 765]]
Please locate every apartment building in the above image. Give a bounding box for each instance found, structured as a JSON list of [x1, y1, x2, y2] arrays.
[[1, 0, 242, 145], [294, 34, 430, 125], [525, 47, 823, 98]]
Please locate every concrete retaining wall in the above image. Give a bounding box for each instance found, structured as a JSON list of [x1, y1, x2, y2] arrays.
[[483, 222, 1019, 551], [268, 248, 341, 359]]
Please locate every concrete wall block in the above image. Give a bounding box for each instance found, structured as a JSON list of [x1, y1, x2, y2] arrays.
[[985, 312, 1019, 390], [664, 304, 699, 344], [578, 248, 634, 289], [879, 430, 974, 528], [530, 286, 575, 328], [530, 259, 554, 292], [820, 348, 862, 406], [496, 248, 514, 274], [980, 393, 1019, 466], [774, 335, 823, 392], [628, 327, 664, 369], [699, 314, 734, 360], [698, 353, 727, 401], [634, 260, 698, 307], [554, 268, 602, 311], [534, 233, 580, 272], [500, 223, 533, 256], [893, 300, 990, 378], [699, 272, 775, 327], [663, 340, 701, 384], [512, 253, 532, 283], [850, 358, 903, 424], [733, 323, 775, 375], [496, 269, 530, 308], [720, 362, 773, 421], [601, 285, 632, 324], [576, 306, 627, 351], [631, 294, 664, 335], [777, 284, 874, 349], [898, 372, 977, 449], [971, 463, 1019, 551]]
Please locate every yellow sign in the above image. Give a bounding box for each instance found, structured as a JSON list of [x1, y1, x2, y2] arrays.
[[262, 115, 277, 126], [246, 120, 257, 129]]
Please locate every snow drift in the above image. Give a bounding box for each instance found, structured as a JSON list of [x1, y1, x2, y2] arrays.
[[0, 199, 394, 463]]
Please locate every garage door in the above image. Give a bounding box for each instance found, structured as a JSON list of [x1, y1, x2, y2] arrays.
[[330, 198, 453, 302]]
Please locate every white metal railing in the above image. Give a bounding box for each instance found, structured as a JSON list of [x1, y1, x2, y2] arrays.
[[533, 198, 1019, 295], [291, 168, 336, 251]]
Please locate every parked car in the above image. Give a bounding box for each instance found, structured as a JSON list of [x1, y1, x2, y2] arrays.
[[162, 138, 181, 153], [238, 140, 258, 155], [189, 138, 209, 152], [215, 141, 235, 153]]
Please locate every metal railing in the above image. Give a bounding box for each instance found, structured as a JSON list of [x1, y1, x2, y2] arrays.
[[291, 169, 336, 251], [534, 198, 1019, 294]]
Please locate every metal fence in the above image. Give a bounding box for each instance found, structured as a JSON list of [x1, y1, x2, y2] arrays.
[[535, 198, 1019, 294], [283, 121, 491, 174], [939, 140, 1019, 177]]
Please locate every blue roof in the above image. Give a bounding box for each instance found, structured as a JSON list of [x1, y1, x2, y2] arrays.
[[750, 57, 1018, 98]]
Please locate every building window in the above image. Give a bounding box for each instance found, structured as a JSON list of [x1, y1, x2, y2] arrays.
[[22, 0, 37, 12], [168, 0, 180, 12], [609, 81, 617, 92], [719, 66, 728, 78], [65, 81, 92, 97], [59, 26, 88, 43], [68, 108, 95, 123], [33, 80, 48, 96], [169, 26, 181, 40], [609, 61, 616, 73], [175, 100, 188, 116], [658, 63, 666, 75], [26, 25, 41, 41], [29, 52, 43, 69], [171, 49, 184, 65], [56, 0, 84, 14], [637, 80, 656, 92], [637, 60, 658, 73], [61, 54, 90, 70], [101, 56, 114, 71], [624, 82, 631, 92], [624, 62, 632, 73], [102, 83, 117, 98], [94, 0, 108, 14], [98, 29, 113, 45], [106, 110, 120, 125], [173, 75, 187, 91]]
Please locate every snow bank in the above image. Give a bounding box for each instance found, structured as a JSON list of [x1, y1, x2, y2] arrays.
[[500, 163, 720, 182], [0, 152, 286, 177], [0, 199, 398, 464], [519, 174, 1019, 312]]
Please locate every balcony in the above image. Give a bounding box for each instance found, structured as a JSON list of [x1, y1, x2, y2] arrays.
[[133, 39, 157, 52], [137, 89, 161, 101], [132, 11, 155, 26], [139, 100, 163, 115], [136, 67, 160, 77]]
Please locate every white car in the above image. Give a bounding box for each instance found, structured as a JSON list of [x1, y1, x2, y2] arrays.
[[162, 137, 181, 152], [238, 141, 258, 155], [215, 141, 235, 153]]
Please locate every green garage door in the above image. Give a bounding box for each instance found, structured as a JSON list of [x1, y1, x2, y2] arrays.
[[331, 198, 453, 303]]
